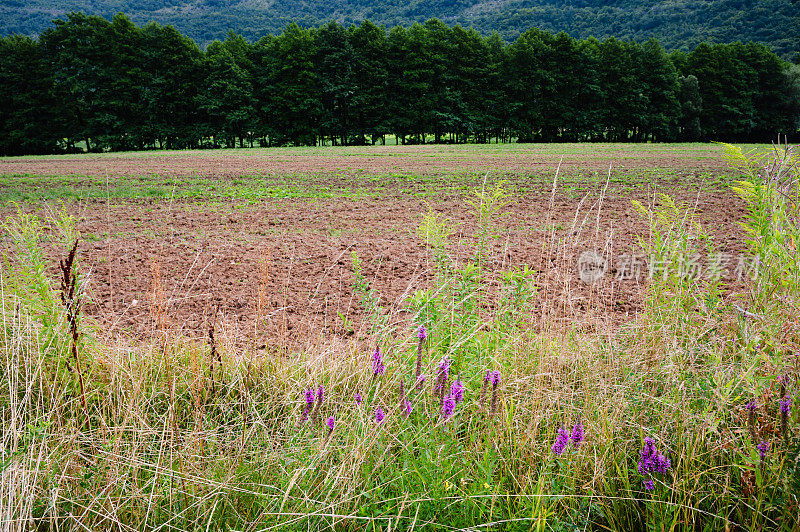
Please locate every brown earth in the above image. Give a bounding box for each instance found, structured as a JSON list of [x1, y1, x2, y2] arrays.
[[0, 143, 731, 178], [0, 145, 749, 348]]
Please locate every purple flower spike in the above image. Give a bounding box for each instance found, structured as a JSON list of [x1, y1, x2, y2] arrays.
[[780, 395, 791, 415], [304, 388, 315, 408], [491, 370, 501, 387], [643, 479, 655, 491], [484, 370, 493, 383], [316, 385, 324, 404], [551, 426, 570, 456], [372, 346, 386, 376], [326, 416, 335, 432], [417, 374, 426, 384], [638, 437, 671, 475], [404, 399, 413, 417], [418, 325, 427, 341], [301, 406, 309, 423], [355, 391, 363, 405], [757, 441, 769, 460], [375, 407, 385, 424], [745, 400, 758, 411], [450, 378, 465, 404], [571, 421, 585, 448], [437, 358, 452, 382], [442, 394, 456, 420]]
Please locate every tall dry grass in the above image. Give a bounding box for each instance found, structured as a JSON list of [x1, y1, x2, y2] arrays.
[[1, 146, 799, 530]]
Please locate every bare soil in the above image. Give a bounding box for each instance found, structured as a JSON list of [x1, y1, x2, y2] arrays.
[[1, 146, 748, 347]]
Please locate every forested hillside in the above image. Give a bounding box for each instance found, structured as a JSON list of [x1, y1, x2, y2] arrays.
[[2, 13, 798, 155], [1, 0, 799, 57]]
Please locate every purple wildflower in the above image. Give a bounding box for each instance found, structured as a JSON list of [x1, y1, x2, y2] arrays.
[[436, 358, 452, 386], [450, 378, 465, 404], [757, 441, 769, 460], [490, 370, 501, 386], [301, 406, 309, 423], [326, 416, 335, 433], [745, 400, 758, 412], [418, 325, 427, 341], [372, 346, 386, 376], [375, 407, 385, 424], [316, 385, 324, 404], [303, 388, 315, 414], [780, 395, 791, 415], [404, 399, 413, 417], [551, 426, 570, 456], [355, 390, 363, 405], [417, 374, 426, 384], [638, 437, 671, 475], [780, 394, 792, 444], [638, 437, 671, 491], [442, 394, 456, 420], [484, 370, 493, 383], [571, 421, 585, 448]]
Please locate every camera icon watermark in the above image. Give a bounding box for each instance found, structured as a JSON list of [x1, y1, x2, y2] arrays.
[[577, 251, 608, 284]]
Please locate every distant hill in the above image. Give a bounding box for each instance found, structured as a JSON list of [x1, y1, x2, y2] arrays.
[[2, 0, 799, 57]]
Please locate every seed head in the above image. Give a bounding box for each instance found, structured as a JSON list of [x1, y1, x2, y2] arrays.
[[746, 400, 758, 442], [490, 370, 501, 414], [436, 358, 452, 385]]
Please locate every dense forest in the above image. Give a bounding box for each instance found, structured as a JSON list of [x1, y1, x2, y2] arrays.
[[2, 0, 799, 58], [1, 13, 799, 155]]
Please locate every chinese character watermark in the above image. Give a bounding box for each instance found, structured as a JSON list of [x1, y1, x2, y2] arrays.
[[577, 251, 760, 284]]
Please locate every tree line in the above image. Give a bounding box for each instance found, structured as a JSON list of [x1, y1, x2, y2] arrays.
[[1, 12, 799, 155]]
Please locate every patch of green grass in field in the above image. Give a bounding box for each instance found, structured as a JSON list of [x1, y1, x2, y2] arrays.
[[0, 142, 760, 205], [0, 142, 768, 162]]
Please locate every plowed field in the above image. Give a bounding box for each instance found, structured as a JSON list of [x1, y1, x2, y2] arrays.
[[0, 143, 752, 347]]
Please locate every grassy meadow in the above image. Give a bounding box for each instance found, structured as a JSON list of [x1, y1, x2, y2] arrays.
[[0, 143, 798, 531]]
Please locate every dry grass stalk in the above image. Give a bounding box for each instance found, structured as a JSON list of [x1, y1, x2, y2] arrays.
[[59, 239, 88, 419]]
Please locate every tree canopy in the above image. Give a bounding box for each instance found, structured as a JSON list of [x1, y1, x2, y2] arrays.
[[1, 13, 798, 155]]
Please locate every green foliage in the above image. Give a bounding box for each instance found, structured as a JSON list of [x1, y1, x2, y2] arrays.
[[2, 0, 799, 58], [467, 179, 510, 271], [351, 250, 390, 338], [2, 14, 799, 155], [631, 193, 718, 338], [2, 156, 800, 530], [727, 142, 800, 297]]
